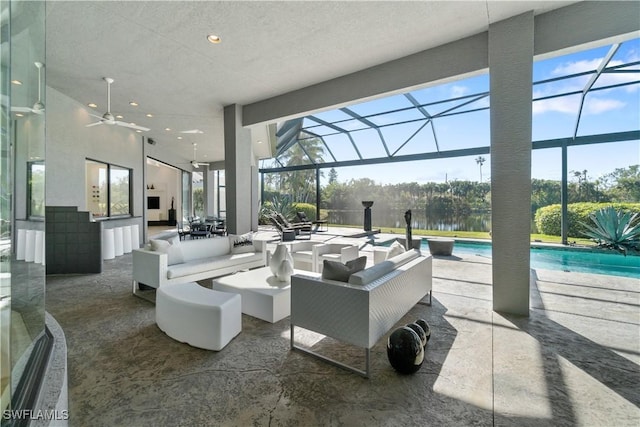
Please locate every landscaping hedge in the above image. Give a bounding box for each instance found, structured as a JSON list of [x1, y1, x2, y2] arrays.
[[534, 202, 640, 237], [292, 202, 317, 221]]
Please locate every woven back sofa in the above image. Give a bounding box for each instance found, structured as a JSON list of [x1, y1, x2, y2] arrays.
[[290, 249, 432, 377]]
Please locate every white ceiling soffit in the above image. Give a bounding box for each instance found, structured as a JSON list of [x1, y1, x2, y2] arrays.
[[45, 1, 578, 163]]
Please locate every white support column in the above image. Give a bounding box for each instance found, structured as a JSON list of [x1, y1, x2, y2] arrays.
[[489, 12, 533, 316], [224, 104, 254, 234], [251, 164, 259, 231]]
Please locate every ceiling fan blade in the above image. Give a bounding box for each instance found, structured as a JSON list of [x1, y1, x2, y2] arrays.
[[88, 112, 105, 120], [11, 106, 33, 113], [115, 121, 150, 132], [86, 121, 104, 128]]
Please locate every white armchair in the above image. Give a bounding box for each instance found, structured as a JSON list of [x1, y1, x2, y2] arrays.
[[287, 241, 324, 271], [313, 243, 359, 273]]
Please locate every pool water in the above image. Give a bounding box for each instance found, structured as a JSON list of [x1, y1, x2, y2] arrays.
[[420, 240, 640, 279]]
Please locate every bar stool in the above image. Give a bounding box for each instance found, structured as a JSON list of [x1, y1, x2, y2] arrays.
[[103, 229, 115, 260], [122, 225, 132, 253], [131, 224, 140, 250], [34, 231, 44, 264], [16, 229, 26, 260], [25, 230, 36, 262], [114, 227, 124, 257]]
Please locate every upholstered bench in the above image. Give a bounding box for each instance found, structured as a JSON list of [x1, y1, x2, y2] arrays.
[[156, 282, 241, 351]]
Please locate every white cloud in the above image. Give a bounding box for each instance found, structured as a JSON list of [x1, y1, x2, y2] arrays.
[[532, 95, 625, 115], [550, 57, 639, 92], [532, 95, 579, 115], [584, 98, 626, 114], [552, 58, 604, 75], [533, 54, 635, 115], [450, 85, 469, 98]]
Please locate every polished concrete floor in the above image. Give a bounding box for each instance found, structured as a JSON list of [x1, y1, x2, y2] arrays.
[[45, 230, 639, 426]]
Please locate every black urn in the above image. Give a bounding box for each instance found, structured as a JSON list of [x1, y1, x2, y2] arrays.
[[386, 326, 424, 374], [415, 319, 431, 343], [406, 323, 427, 348]]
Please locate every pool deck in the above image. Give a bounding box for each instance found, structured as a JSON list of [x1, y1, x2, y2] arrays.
[[46, 225, 640, 426]]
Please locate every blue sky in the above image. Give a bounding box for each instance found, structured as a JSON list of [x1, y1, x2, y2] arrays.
[[317, 37, 639, 186]]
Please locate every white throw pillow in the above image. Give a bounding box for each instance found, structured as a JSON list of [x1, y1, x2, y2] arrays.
[[386, 240, 406, 259], [231, 232, 255, 254], [150, 235, 184, 265]]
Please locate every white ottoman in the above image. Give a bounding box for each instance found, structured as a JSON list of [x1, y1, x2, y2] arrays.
[[156, 282, 241, 351]]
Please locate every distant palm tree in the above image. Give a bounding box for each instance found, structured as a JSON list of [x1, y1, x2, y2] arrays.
[[475, 156, 486, 183], [277, 137, 325, 203]]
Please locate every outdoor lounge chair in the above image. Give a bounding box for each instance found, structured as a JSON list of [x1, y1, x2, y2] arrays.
[[270, 215, 310, 241], [275, 212, 312, 235], [297, 211, 328, 232]]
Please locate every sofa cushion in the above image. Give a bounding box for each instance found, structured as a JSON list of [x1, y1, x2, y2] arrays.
[[230, 232, 255, 254], [179, 236, 231, 260], [167, 252, 263, 279], [321, 256, 367, 282], [150, 235, 184, 265], [386, 240, 406, 259], [348, 250, 420, 286], [388, 249, 421, 268]]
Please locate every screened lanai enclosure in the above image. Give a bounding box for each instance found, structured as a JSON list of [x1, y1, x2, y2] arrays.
[[259, 37, 640, 242]]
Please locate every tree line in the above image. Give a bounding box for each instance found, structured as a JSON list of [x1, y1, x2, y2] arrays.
[[264, 165, 640, 219]]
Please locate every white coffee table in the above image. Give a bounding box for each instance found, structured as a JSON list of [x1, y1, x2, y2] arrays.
[[212, 267, 318, 323]]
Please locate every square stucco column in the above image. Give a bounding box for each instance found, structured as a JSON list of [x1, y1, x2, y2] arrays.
[[224, 104, 257, 235], [489, 12, 533, 316]]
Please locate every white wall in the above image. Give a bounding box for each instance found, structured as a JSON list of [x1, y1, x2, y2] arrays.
[[146, 162, 180, 221], [45, 88, 143, 215], [45, 88, 191, 218]]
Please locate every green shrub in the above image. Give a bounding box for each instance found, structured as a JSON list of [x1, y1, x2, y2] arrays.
[[292, 202, 317, 221], [535, 202, 640, 237]]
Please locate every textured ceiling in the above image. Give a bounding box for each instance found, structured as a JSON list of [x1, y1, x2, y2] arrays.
[[43, 1, 578, 163]]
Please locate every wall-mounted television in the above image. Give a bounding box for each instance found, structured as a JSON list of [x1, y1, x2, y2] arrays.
[[147, 196, 160, 210]]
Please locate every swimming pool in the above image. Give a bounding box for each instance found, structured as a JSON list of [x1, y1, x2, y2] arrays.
[[419, 240, 639, 279]]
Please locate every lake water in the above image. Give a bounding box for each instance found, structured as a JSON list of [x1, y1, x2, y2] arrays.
[[328, 209, 491, 232]]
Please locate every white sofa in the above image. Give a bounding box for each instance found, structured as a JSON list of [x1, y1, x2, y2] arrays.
[[132, 234, 267, 299], [290, 249, 432, 377]]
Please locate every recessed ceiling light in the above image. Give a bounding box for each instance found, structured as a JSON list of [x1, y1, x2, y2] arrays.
[[11, 80, 22, 85], [129, 101, 138, 106], [146, 113, 153, 118], [136, 130, 142, 133], [207, 34, 221, 44], [164, 127, 171, 131], [177, 136, 183, 140], [130, 122, 136, 126], [116, 114, 123, 119], [257, 140, 263, 144], [15, 113, 24, 117], [88, 103, 97, 108]]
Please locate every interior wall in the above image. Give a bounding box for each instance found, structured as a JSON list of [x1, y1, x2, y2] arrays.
[[45, 88, 189, 218], [45, 88, 143, 215], [146, 161, 180, 222]]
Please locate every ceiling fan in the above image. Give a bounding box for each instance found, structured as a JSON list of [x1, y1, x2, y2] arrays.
[[86, 77, 150, 131], [191, 143, 200, 168], [12, 62, 45, 115]]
